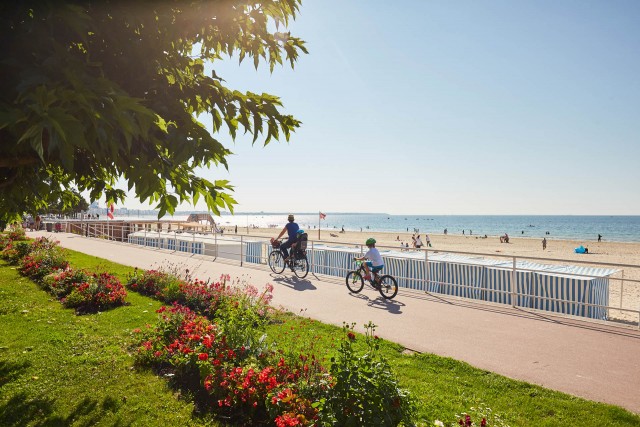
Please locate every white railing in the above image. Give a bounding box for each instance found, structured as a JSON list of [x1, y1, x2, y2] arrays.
[[51, 219, 640, 328]]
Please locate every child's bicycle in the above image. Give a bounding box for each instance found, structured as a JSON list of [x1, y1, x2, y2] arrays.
[[268, 240, 309, 279], [345, 260, 398, 299]]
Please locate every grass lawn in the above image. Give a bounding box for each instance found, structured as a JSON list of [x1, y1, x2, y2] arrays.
[[1, 247, 639, 426]]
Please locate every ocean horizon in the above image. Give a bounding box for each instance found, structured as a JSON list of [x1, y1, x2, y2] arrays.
[[114, 212, 640, 243]]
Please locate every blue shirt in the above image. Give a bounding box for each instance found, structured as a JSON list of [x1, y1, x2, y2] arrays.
[[285, 222, 299, 242]]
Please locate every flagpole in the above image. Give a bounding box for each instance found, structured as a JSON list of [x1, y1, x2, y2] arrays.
[[318, 211, 321, 240]]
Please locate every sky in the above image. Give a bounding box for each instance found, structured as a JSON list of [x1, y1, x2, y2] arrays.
[[121, 0, 640, 215]]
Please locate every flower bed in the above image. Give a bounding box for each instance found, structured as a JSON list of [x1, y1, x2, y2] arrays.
[[131, 272, 418, 427], [60, 272, 128, 312], [18, 238, 69, 281], [1, 235, 127, 313]]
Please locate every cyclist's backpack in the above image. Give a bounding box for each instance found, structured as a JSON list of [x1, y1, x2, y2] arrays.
[[296, 233, 308, 258]]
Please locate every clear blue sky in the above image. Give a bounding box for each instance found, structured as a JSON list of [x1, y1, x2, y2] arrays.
[[122, 0, 640, 215]]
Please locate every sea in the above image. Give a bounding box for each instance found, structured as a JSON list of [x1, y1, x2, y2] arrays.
[[117, 212, 640, 243]]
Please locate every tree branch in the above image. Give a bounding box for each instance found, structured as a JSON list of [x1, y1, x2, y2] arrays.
[[0, 157, 40, 168]]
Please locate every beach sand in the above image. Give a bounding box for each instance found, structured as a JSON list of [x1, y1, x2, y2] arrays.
[[228, 227, 640, 323]]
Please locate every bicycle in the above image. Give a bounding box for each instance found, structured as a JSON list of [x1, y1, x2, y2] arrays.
[[345, 260, 398, 299], [268, 240, 309, 279]]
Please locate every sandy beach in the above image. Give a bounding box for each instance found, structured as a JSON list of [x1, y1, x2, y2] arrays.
[[229, 227, 640, 322]]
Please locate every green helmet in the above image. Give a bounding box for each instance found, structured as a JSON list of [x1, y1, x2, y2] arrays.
[[365, 238, 376, 246]]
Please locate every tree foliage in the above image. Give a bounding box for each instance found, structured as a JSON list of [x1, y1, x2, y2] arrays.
[[0, 0, 307, 223], [48, 190, 89, 216]]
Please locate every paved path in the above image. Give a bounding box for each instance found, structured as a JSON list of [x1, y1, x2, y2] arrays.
[[37, 232, 640, 413]]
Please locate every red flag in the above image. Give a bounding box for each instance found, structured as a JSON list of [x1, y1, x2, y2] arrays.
[[107, 203, 115, 219], [319, 212, 326, 220]]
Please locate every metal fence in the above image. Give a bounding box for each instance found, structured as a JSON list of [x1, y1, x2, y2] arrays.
[[50, 219, 640, 328]]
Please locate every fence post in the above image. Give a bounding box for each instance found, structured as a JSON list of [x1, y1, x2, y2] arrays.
[[511, 256, 517, 308], [620, 270, 625, 309], [311, 240, 314, 272], [240, 235, 244, 267], [424, 249, 429, 293]]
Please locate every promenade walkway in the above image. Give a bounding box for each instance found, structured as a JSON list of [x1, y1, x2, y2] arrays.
[[38, 232, 640, 413]]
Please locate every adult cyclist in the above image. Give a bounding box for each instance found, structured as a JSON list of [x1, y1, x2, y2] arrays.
[[272, 214, 299, 262], [354, 238, 384, 282]]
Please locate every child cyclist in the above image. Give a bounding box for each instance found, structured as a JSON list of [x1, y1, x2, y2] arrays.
[[355, 238, 384, 282]]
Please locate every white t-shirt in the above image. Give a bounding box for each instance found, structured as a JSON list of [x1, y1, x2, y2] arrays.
[[365, 247, 384, 266], [415, 237, 423, 246]]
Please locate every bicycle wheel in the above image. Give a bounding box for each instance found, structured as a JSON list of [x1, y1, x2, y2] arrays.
[[293, 256, 309, 279], [345, 271, 364, 293], [268, 251, 285, 274], [377, 275, 398, 299]]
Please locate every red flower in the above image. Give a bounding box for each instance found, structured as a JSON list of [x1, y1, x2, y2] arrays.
[[198, 353, 208, 361], [347, 332, 356, 341], [481, 418, 487, 426], [275, 413, 301, 427]]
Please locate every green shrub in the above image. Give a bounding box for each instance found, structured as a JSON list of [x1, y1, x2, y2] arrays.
[[319, 322, 417, 426]]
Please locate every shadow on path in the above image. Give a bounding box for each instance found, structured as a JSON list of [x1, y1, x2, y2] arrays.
[[346, 291, 405, 314], [270, 275, 316, 291]]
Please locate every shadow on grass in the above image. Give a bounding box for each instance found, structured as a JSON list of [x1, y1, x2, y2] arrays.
[[0, 362, 131, 427], [0, 394, 133, 427], [0, 360, 31, 388]]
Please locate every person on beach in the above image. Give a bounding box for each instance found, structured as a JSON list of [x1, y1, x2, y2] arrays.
[[415, 235, 423, 248], [354, 238, 384, 282], [598, 234, 602, 242], [425, 234, 432, 247], [272, 214, 299, 262], [542, 237, 547, 250]]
